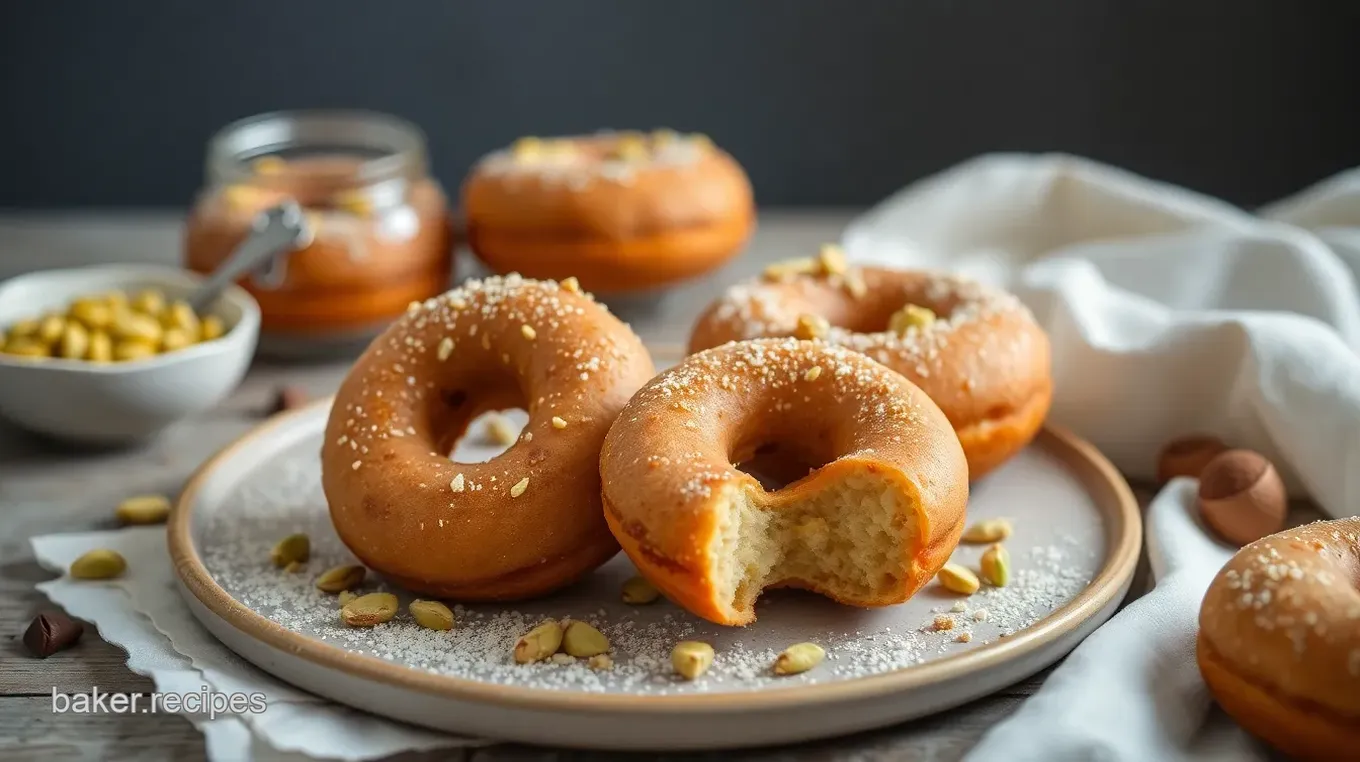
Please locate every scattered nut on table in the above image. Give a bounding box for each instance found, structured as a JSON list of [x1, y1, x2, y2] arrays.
[[69, 549, 127, 580], [115, 494, 172, 525]]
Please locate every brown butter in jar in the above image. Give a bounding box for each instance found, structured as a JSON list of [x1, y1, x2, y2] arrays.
[[184, 111, 453, 352]]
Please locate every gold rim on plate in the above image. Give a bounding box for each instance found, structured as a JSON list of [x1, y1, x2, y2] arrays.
[[169, 398, 1141, 715]]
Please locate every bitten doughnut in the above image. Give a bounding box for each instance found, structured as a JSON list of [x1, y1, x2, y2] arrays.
[[600, 338, 969, 626], [689, 249, 1051, 479], [322, 274, 655, 600], [1197, 518, 1360, 761], [462, 130, 754, 295]]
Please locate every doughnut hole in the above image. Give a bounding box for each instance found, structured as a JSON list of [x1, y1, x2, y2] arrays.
[[426, 365, 528, 462], [733, 439, 830, 490], [813, 283, 966, 334]]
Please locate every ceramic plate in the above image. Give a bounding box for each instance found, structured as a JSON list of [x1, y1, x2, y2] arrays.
[[171, 361, 1139, 750]]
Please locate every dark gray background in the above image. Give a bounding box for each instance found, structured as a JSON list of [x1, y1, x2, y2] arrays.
[[2, 0, 1358, 208]]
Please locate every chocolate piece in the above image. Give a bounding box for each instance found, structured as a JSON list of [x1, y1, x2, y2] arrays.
[[270, 385, 309, 415], [23, 611, 84, 658]]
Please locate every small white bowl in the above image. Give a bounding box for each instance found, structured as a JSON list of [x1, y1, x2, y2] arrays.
[[0, 264, 260, 445]]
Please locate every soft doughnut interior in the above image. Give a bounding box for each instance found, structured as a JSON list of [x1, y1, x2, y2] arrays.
[[709, 469, 916, 621]]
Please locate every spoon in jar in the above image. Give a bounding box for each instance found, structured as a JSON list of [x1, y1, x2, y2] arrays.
[[187, 201, 313, 315]]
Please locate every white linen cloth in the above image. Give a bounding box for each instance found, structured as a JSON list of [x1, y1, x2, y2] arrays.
[[31, 528, 483, 761], [841, 153, 1360, 761]]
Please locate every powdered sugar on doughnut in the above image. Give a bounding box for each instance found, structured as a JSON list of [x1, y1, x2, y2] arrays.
[[475, 130, 710, 190]]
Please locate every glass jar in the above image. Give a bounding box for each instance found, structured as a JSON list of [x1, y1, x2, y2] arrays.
[[184, 111, 453, 355]]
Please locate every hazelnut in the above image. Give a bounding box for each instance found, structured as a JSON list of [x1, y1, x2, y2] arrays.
[[1197, 449, 1287, 546], [1156, 434, 1228, 483]]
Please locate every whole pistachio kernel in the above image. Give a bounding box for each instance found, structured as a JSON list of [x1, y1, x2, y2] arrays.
[[87, 331, 114, 362], [160, 328, 194, 353], [70, 549, 127, 580], [961, 518, 1013, 544], [315, 564, 366, 593], [621, 575, 661, 605], [888, 304, 937, 336], [58, 322, 91, 360], [762, 257, 818, 282], [844, 269, 868, 298], [817, 243, 848, 276], [561, 621, 610, 658], [8, 318, 40, 339], [131, 289, 166, 316], [671, 640, 715, 680], [270, 533, 310, 568], [38, 314, 67, 345], [609, 133, 649, 161], [937, 563, 981, 595], [774, 642, 826, 676], [200, 315, 226, 341], [113, 339, 158, 362], [409, 600, 455, 631], [687, 132, 712, 150], [514, 620, 564, 664], [340, 592, 399, 627], [115, 494, 172, 525], [3, 339, 49, 358], [113, 311, 163, 343], [980, 543, 1011, 587], [794, 313, 830, 341], [511, 136, 543, 161], [163, 301, 200, 335]]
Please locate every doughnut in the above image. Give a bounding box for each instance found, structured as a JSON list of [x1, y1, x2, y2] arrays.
[[321, 274, 655, 600], [689, 250, 1051, 479], [461, 130, 754, 295], [600, 338, 969, 626], [1197, 518, 1360, 760]]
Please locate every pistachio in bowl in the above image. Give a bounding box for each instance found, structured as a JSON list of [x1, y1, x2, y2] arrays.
[[1, 288, 227, 363], [0, 264, 260, 445]]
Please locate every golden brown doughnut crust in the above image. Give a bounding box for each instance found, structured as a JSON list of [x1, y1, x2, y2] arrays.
[[1197, 518, 1360, 761], [600, 338, 969, 626], [689, 267, 1052, 479], [321, 275, 655, 600], [462, 131, 755, 294]]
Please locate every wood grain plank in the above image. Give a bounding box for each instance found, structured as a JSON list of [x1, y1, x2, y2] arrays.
[[0, 696, 207, 762]]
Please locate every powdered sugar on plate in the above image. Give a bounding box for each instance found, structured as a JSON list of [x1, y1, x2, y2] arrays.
[[196, 411, 1105, 696]]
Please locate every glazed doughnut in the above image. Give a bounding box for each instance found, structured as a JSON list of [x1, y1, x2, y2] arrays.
[[689, 251, 1051, 479], [600, 338, 969, 626], [321, 274, 655, 600], [462, 130, 754, 295], [1197, 518, 1360, 761]]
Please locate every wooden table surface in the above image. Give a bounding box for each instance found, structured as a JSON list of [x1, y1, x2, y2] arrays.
[[0, 210, 1153, 762]]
